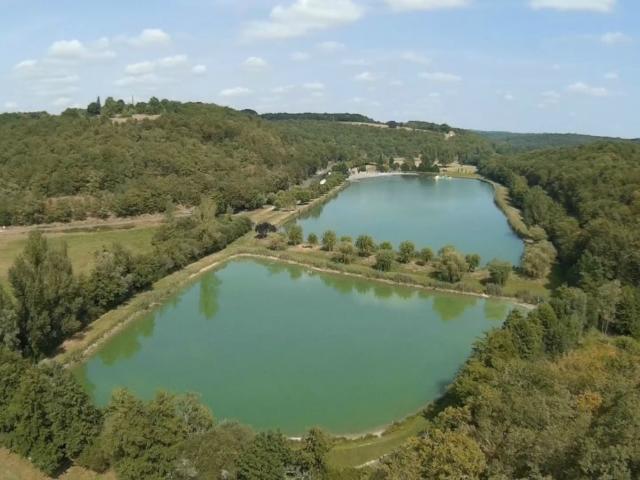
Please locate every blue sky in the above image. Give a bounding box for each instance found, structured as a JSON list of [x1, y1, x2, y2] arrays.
[[1, 0, 638, 137]]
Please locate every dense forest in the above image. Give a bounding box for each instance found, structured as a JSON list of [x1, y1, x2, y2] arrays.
[[477, 130, 639, 153], [0, 100, 491, 226], [2, 100, 640, 478]]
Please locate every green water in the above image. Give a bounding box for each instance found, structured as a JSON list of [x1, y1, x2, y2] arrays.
[[75, 258, 514, 435], [296, 176, 524, 265]]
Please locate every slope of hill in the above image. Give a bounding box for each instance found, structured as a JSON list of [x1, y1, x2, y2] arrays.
[[477, 130, 638, 153]]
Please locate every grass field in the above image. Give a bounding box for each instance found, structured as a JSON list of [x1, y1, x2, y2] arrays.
[[327, 414, 428, 468], [0, 448, 116, 480], [0, 226, 157, 288]]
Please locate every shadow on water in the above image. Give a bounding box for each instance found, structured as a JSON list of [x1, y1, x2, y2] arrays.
[[432, 295, 478, 322], [484, 300, 510, 322], [97, 312, 156, 366], [199, 273, 222, 320]]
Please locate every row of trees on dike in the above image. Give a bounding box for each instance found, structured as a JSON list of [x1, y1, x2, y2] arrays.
[[0, 198, 252, 359], [262, 226, 524, 295], [0, 348, 336, 479]]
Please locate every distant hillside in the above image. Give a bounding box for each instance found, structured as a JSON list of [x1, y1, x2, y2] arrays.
[[477, 130, 638, 153], [260, 112, 377, 123]]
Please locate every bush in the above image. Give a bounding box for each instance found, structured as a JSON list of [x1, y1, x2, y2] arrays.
[[333, 241, 355, 264], [435, 245, 468, 283], [465, 254, 481, 272], [307, 233, 318, 245], [321, 230, 337, 251], [268, 234, 287, 251], [375, 250, 395, 271], [397, 241, 416, 263], [379, 241, 394, 251], [355, 235, 376, 257], [419, 247, 434, 264], [488, 260, 512, 286], [287, 224, 303, 245], [484, 283, 503, 296]]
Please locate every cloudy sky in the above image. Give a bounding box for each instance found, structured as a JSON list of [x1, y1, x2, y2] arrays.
[[1, 0, 638, 137]]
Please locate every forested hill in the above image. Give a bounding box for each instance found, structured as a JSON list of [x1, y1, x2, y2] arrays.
[[260, 112, 377, 123], [0, 100, 492, 226], [477, 130, 639, 153]]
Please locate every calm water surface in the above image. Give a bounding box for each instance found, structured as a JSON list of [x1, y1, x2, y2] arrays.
[[296, 176, 523, 265], [75, 258, 514, 435]]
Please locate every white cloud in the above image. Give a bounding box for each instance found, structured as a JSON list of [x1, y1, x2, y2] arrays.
[[243, 56, 269, 69], [244, 0, 363, 40], [124, 55, 189, 76], [317, 41, 345, 52], [48, 39, 115, 60], [127, 28, 171, 47], [125, 61, 156, 75], [192, 64, 207, 75], [303, 82, 325, 90], [157, 54, 188, 68], [3, 101, 18, 110], [115, 73, 162, 87], [604, 71, 618, 80], [419, 71, 462, 82], [400, 51, 430, 65], [503, 92, 515, 101], [567, 81, 609, 97], [220, 86, 253, 97], [385, 0, 470, 11], [41, 75, 80, 84], [600, 32, 631, 45], [291, 51, 310, 61], [52, 97, 72, 107], [428, 92, 440, 98], [529, 0, 615, 12], [272, 85, 295, 93], [389, 80, 404, 87], [13, 59, 38, 72], [354, 71, 376, 82], [342, 58, 370, 66]]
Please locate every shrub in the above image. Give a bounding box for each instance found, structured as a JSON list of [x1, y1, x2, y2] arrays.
[[375, 250, 395, 272], [307, 233, 318, 245], [488, 260, 512, 286], [355, 235, 376, 257], [287, 224, 303, 245], [321, 230, 337, 251], [398, 241, 416, 263]]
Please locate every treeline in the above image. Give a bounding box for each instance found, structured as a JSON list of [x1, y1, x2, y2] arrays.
[[479, 141, 640, 339], [260, 112, 376, 123], [270, 120, 493, 169], [477, 130, 636, 153], [0, 348, 339, 479], [0, 200, 251, 359]]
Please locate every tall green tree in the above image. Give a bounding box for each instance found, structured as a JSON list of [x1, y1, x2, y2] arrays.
[[9, 232, 80, 358]]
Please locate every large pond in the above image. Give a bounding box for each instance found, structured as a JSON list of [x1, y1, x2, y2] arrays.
[[75, 258, 515, 435], [296, 175, 523, 265]]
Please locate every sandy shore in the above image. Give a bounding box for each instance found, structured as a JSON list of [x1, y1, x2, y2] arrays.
[[348, 171, 417, 181]]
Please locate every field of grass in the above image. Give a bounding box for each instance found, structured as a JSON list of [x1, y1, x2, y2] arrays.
[[327, 414, 428, 468], [0, 448, 115, 480], [0, 226, 157, 288]]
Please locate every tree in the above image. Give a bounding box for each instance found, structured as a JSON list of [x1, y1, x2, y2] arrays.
[[236, 431, 294, 480], [87, 97, 101, 116], [9, 232, 81, 358], [255, 222, 277, 239], [465, 254, 481, 272], [287, 225, 303, 245], [521, 240, 556, 279], [418, 247, 434, 264], [355, 235, 376, 257], [0, 285, 18, 350], [503, 309, 544, 359], [435, 246, 468, 283], [333, 241, 355, 264], [2, 362, 102, 476], [267, 234, 287, 251], [301, 428, 331, 475], [488, 260, 511, 286], [379, 241, 393, 251], [397, 241, 416, 263], [375, 250, 395, 272], [321, 230, 337, 251], [307, 233, 318, 245]]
